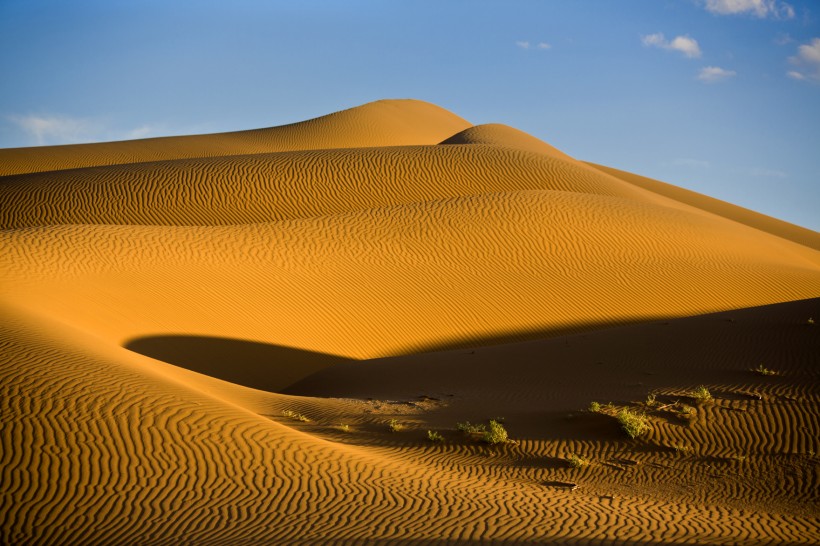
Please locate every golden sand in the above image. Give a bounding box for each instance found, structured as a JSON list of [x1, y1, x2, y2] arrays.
[[2, 99, 818, 544]]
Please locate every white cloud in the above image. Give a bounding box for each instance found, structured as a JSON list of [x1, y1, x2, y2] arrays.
[[8, 114, 161, 146], [124, 125, 156, 140], [703, 0, 794, 19], [788, 38, 820, 82], [642, 33, 702, 58], [8, 115, 98, 146], [697, 66, 737, 82], [516, 40, 551, 51]]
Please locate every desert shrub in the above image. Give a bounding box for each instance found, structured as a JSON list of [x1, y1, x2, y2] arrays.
[[387, 419, 404, 433], [482, 420, 508, 444], [456, 421, 486, 435], [645, 393, 657, 407], [566, 454, 590, 468], [690, 386, 713, 404], [617, 408, 650, 439], [752, 364, 777, 376], [282, 409, 310, 422], [427, 430, 444, 443], [678, 404, 696, 419], [588, 401, 602, 413]]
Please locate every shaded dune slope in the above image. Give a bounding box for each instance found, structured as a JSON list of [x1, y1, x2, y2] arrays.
[[2, 99, 819, 545], [0, 99, 470, 176]]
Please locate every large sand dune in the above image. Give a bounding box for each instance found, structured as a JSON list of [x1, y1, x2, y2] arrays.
[[2, 99, 818, 544]]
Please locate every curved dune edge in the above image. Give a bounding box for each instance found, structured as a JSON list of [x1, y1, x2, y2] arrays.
[[440, 123, 577, 161], [2, 98, 819, 544], [0, 99, 471, 176]]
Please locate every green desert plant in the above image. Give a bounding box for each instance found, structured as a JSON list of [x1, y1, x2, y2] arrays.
[[566, 454, 590, 468], [617, 408, 650, 439], [678, 404, 696, 419], [588, 401, 602, 413], [282, 409, 310, 422], [387, 419, 404, 433], [456, 421, 486, 435], [482, 420, 509, 444], [752, 363, 777, 376], [427, 430, 445, 443], [690, 386, 713, 404]]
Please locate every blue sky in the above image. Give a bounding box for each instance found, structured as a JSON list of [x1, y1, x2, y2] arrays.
[[1, 0, 818, 230]]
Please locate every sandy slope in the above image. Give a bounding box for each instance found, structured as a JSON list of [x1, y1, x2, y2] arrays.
[[0, 99, 470, 176], [1, 99, 819, 545]]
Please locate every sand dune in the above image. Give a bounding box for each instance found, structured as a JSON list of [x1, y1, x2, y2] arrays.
[[1, 99, 818, 544], [588, 161, 820, 251], [0, 99, 470, 176]]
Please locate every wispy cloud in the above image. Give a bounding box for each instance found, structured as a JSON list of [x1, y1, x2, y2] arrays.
[[774, 33, 794, 46], [8, 114, 161, 146], [642, 33, 702, 58], [702, 0, 794, 19], [787, 38, 820, 82], [9, 115, 99, 146], [697, 66, 737, 82], [516, 40, 551, 50], [749, 167, 787, 178]]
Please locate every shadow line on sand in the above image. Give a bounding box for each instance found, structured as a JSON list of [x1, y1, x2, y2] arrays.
[[124, 314, 682, 394]]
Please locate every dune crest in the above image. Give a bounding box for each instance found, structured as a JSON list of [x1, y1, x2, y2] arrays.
[[2, 99, 818, 545], [0, 98, 470, 176]]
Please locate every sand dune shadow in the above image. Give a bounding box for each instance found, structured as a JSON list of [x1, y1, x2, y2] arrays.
[[125, 335, 354, 393]]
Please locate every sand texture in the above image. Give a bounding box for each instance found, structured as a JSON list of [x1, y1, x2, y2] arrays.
[[2, 99, 819, 545]]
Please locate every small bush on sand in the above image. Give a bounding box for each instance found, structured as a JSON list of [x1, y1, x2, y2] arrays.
[[617, 408, 649, 439], [282, 409, 310, 422], [427, 430, 444, 443], [387, 419, 404, 433], [456, 421, 486, 435], [645, 393, 657, 407], [566, 454, 590, 468], [690, 386, 713, 404], [678, 404, 696, 420], [752, 364, 777, 376], [482, 420, 509, 444], [588, 401, 602, 413]]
